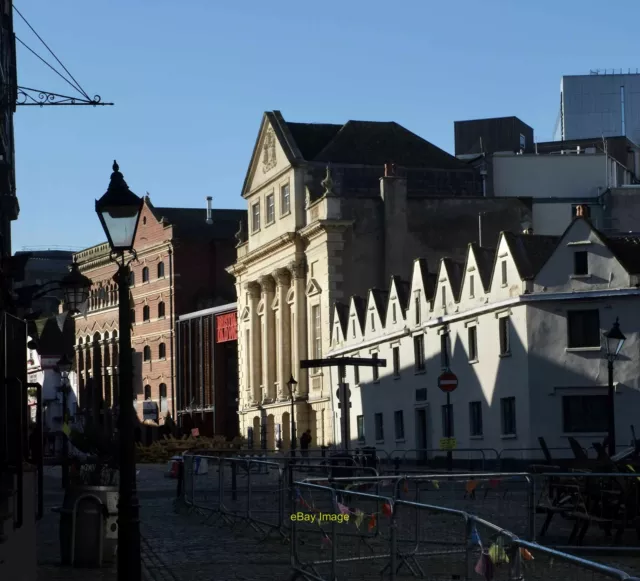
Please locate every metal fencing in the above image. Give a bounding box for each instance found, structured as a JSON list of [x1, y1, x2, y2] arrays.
[[176, 453, 640, 580]]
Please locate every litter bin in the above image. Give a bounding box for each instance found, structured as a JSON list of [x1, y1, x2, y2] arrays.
[[57, 485, 118, 568]]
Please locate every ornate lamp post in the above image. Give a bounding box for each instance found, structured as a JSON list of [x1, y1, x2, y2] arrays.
[[95, 160, 143, 581], [604, 318, 626, 458], [56, 353, 73, 488], [286, 375, 298, 455]]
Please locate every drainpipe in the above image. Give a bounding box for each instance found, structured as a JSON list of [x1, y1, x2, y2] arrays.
[[168, 246, 176, 421]]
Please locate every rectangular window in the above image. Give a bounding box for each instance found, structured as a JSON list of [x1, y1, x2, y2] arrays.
[[392, 346, 400, 377], [468, 325, 478, 361], [469, 401, 483, 436], [415, 293, 421, 325], [567, 309, 600, 348], [441, 286, 447, 307], [440, 333, 448, 368], [354, 365, 360, 385], [573, 251, 589, 276], [374, 413, 384, 441], [413, 335, 425, 371], [499, 317, 510, 355], [441, 404, 454, 437], [501, 397, 516, 435], [469, 274, 475, 297], [519, 133, 526, 149], [372, 355, 379, 382], [266, 193, 275, 224], [352, 319, 356, 338], [311, 305, 322, 371], [371, 312, 375, 331], [356, 415, 365, 441], [562, 395, 608, 433], [501, 260, 507, 286], [251, 201, 261, 232], [392, 303, 397, 323], [415, 388, 427, 401], [280, 183, 290, 215], [394, 410, 405, 440]]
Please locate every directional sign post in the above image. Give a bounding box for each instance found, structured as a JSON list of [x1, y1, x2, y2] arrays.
[[438, 369, 458, 471], [301, 356, 386, 451]]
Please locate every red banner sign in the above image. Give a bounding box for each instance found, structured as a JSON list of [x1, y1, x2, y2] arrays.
[[216, 311, 238, 343]]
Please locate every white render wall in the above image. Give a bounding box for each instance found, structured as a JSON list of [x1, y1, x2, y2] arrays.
[[328, 220, 640, 460]]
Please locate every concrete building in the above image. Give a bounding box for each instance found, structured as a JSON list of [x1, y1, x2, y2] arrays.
[[175, 303, 238, 438], [73, 192, 244, 424], [327, 214, 640, 458], [559, 72, 640, 145], [228, 111, 533, 448]]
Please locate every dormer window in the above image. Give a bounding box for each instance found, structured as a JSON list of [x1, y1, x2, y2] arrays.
[[251, 201, 261, 232], [574, 251, 588, 276]]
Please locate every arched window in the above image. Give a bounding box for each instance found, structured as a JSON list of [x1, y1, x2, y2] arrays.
[[158, 342, 166, 359], [144, 385, 151, 400], [142, 267, 149, 283], [143, 345, 151, 361], [131, 308, 136, 324], [129, 271, 135, 287], [143, 305, 150, 321], [158, 301, 165, 318], [159, 383, 167, 412], [157, 262, 165, 278]]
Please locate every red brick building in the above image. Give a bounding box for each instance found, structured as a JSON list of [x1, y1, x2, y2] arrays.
[[73, 195, 245, 423]]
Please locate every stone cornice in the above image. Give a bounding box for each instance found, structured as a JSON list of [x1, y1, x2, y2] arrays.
[[235, 232, 297, 269], [299, 219, 354, 241]]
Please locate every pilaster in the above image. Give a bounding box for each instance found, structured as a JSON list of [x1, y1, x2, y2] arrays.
[[274, 268, 292, 399], [290, 259, 308, 396], [246, 282, 262, 405], [259, 275, 276, 401]]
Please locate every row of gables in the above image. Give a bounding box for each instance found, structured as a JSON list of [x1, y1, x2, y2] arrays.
[[330, 217, 638, 346]]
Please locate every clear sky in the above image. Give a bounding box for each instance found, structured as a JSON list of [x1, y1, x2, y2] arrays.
[[11, 0, 640, 252]]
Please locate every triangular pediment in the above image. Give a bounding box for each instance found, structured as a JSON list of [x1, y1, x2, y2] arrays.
[[257, 299, 265, 315], [286, 287, 295, 304], [434, 260, 454, 313], [347, 296, 366, 341], [242, 112, 300, 197], [240, 306, 250, 322], [306, 278, 322, 297], [271, 295, 279, 310]]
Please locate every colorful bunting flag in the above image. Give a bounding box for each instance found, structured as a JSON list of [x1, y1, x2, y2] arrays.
[[465, 480, 478, 494], [520, 548, 534, 561], [475, 552, 494, 580], [354, 509, 364, 530], [337, 502, 349, 515], [382, 502, 393, 517], [432, 480, 440, 490], [62, 423, 71, 437], [487, 542, 509, 565], [469, 526, 482, 547], [367, 514, 377, 532]]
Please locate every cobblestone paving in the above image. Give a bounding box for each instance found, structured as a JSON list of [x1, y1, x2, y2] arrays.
[[36, 464, 640, 581]]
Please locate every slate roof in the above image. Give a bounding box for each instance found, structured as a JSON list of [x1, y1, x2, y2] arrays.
[[602, 234, 640, 274], [286, 122, 342, 161], [334, 301, 349, 337], [414, 258, 435, 299], [441, 258, 464, 300], [148, 203, 246, 242], [469, 244, 496, 291], [503, 232, 561, 280]]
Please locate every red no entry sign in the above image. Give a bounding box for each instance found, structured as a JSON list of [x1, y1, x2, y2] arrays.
[[438, 370, 458, 393]]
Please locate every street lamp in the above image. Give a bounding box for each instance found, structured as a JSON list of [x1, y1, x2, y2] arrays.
[[604, 317, 626, 457], [56, 353, 72, 488], [286, 375, 298, 456], [95, 160, 143, 581]]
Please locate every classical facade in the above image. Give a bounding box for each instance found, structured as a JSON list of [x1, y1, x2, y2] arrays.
[[328, 215, 640, 457], [228, 111, 532, 448], [74, 191, 245, 424]]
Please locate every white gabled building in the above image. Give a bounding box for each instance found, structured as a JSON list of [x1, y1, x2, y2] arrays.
[[327, 214, 640, 459]]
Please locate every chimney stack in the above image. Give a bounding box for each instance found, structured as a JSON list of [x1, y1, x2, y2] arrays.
[[206, 196, 213, 224], [384, 163, 396, 177]]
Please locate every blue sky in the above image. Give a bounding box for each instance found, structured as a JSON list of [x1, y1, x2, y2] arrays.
[[11, 0, 640, 251]]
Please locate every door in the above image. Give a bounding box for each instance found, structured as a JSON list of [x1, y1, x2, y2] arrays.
[[415, 408, 428, 464]]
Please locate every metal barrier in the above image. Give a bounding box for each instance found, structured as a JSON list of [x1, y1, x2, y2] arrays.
[[382, 448, 500, 473], [290, 479, 640, 580], [533, 471, 640, 554]]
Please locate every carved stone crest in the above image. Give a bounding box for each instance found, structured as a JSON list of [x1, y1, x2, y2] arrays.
[[262, 128, 277, 173]]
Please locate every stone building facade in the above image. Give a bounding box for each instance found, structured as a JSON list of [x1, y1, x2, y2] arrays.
[[74, 192, 245, 423], [228, 111, 532, 448]]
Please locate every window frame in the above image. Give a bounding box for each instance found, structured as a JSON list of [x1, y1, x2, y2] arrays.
[[392, 346, 400, 377], [157, 262, 165, 278], [142, 266, 149, 283], [562, 394, 608, 433], [143, 305, 150, 322], [251, 201, 261, 232], [394, 410, 405, 440], [468, 325, 478, 362], [374, 412, 384, 441], [158, 301, 165, 318], [501, 260, 507, 286], [158, 342, 166, 360], [143, 345, 151, 361], [356, 415, 365, 441], [265, 192, 275, 225], [280, 182, 291, 216], [567, 309, 600, 349], [573, 251, 589, 276], [499, 316, 510, 356], [144, 385, 152, 401], [372, 353, 380, 382], [413, 334, 425, 372], [469, 401, 483, 437], [500, 396, 517, 436]]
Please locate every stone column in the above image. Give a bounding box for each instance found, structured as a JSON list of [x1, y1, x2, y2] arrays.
[[259, 275, 276, 401], [290, 260, 308, 396], [102, 340, 112, 409], [274, 268, 291, 400], [246, 282, 262, 405]]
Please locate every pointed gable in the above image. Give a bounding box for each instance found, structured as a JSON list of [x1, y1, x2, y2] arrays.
[[365, 289, 388, 335], [242, 111, 301, 197], [407, 258, 431, 326], [347, 296, 366, 341], [535, 217, 634, 292], [386, 276, 409, 328], [331, 302, 349, 346], [433, 258, 461, 312], [471, 244, 495, 292], [502, 231, 560, 281]]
